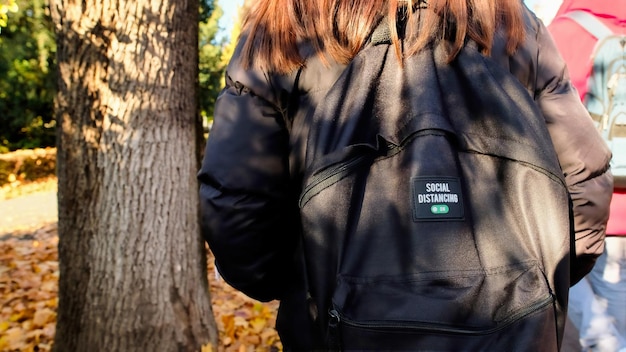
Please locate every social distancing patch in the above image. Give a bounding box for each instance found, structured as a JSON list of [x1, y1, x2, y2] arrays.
[[411, 176, 464, 221]]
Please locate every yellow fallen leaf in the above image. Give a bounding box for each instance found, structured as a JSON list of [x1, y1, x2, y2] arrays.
[[243, 335, 260, 345], [222, 314, 235, 340], [252, 302, 265, 313], [32, 308, 55, 327], [32, 263, 42, 274], [1, 327, 24, 347], [233, 316, 249, 328], [21, 320, 32, 331], [260, 328, 279, 344], [249, 317, 267, 334], [9, 312, 24, 322]]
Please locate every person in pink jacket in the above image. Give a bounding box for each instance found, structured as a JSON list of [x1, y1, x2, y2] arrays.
[[548, 1, 626, 351]]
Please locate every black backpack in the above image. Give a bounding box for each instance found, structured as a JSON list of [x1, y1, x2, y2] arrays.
[[297, 27, 572, 351]]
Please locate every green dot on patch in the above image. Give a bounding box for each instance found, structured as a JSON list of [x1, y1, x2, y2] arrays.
[[430, 205, 450, 214]]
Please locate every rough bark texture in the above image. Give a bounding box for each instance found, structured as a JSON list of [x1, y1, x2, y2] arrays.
[[49, 0, 218, 350]]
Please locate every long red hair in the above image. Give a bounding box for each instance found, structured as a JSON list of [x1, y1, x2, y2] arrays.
[[239, 0, 526, 73]]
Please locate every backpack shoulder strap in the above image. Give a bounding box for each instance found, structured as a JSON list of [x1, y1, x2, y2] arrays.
[[561, 10, 614, 40]]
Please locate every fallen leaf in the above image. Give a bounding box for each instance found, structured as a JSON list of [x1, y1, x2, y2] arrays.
[[2, 216, 284, 352], [32, 308, 55, 327]]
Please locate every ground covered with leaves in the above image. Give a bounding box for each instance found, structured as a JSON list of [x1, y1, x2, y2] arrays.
[[0, 179, 282, 352]]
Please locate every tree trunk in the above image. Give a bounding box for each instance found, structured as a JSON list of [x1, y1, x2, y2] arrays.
[[49, 0, 218, 350]]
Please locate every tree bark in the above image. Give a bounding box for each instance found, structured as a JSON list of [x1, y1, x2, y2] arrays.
[[49, 0, 218, 350]]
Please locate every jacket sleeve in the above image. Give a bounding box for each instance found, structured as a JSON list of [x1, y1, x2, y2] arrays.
[[198, 55, 299, 301], [534, 21, 614, 285]]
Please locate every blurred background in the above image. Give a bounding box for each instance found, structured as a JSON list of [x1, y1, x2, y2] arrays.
[[526, 0, 563, 24]]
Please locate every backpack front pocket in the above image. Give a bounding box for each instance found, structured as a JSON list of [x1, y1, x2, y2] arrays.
[[327, 261, 558, 351]]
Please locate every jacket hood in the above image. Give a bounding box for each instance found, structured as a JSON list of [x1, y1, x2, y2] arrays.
[[555, 0, 626, 21]]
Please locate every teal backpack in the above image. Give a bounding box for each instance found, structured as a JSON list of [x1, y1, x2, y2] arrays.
[[563, 10, 626, 187]]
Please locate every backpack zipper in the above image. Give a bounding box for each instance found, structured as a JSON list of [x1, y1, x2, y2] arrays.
[[328, 294, 553, 338], [299, 154, 371, 208], [299, 139, 409, 208]]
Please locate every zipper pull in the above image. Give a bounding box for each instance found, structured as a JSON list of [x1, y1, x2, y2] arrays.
[[328, 309, 342, 351]]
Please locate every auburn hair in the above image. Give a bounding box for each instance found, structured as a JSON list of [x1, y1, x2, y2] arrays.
[[239, 0, 526, 73]]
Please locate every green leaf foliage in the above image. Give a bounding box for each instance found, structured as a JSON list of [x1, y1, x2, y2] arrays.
[[0, 0, 56, 153], [199, 0, 229, 124], [0, 0, 19, 29], [0, 0, 234, 152]]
